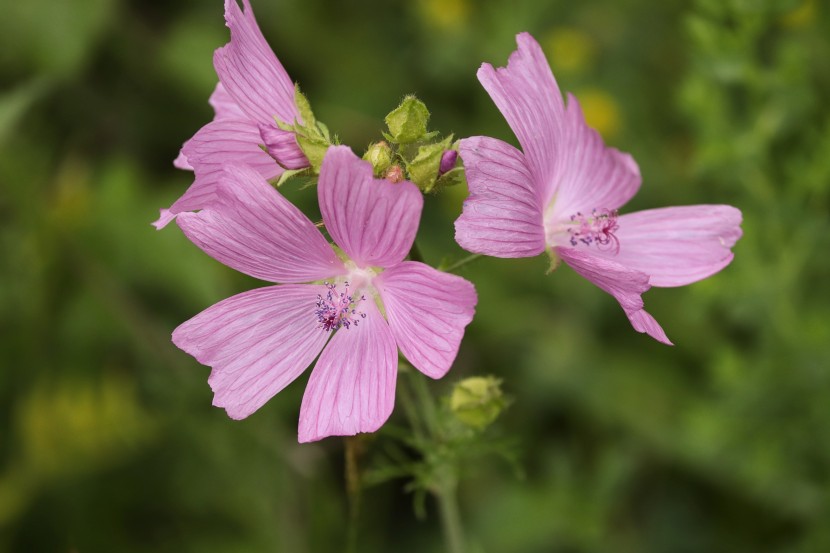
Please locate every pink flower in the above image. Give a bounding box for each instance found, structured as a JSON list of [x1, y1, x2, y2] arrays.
[[455, 33, 742, 345], [155, 0, 308, 229], [173, 146, 477, 442]]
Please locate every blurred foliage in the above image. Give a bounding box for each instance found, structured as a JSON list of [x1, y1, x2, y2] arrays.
[[1, 0, 829, 552]]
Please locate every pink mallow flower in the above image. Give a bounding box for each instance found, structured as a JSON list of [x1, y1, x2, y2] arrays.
[[454, 33, 742, 345], [173, 146, 477, 442], [155, 0, 308, 229]]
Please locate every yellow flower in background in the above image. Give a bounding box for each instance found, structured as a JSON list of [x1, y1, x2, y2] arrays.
[[576, 88, 621, 139], [542, 27, 597, 74], [780, 0, 816, 29], [17, 374, 153, 477], [418, 0, 470, 29]]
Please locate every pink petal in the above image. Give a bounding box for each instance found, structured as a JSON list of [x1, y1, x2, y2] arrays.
[[375, 262, 477, 379], [173, 150, 192, 171], [154, 119, 282, 229], [213, 0, 298, 126], [298, 299, 397, 442], [455, 136, 545, 257], [259, 122, 308, 170], [176, 163, 345, 283], [591, 205, 743, 287], [172, 284, 329, 420], [208, 81, 246, 121], [546, 94, 641, 221], [477, 32, 565, 205], [557, 247, 672, 345], [318, 146, 423, 268]]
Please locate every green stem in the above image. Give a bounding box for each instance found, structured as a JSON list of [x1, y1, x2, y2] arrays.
[[444, 254, 481, 273], [435, 472, 466, 553], [344, 436, 363, 553]]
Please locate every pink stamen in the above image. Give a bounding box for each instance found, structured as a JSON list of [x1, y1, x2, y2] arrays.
[[567, 208, 620, 253], [315, 282, 366, 331]]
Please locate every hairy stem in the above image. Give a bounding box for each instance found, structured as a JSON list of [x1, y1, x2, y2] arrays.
[[435, 471, 465, 553]]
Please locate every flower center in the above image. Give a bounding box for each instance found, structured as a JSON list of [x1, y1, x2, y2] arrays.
[[565, 208, 620, 252], [315, 282, 366, 331]]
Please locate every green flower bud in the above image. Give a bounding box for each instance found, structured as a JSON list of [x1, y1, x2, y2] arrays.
[[384, 95, 431, 144], [450, 376, 505, 430], [363, 141, 394, 176]]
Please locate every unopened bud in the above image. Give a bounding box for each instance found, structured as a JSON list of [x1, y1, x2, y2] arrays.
[[385, 164, 405, 183], [384, 95, 431, 144], [450, 376, 505, 430], [439, 150, 458, 175], [363, 141, 394, 176]]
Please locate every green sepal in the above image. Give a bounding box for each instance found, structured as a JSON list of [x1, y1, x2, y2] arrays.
[[294, 84, 316, 128], [295, 131, 330, 173], [384, 95, 431, 144], [406, 135, 453, 193], [273, 116, 295, 132], [273, 168, 309, 188], [546, 247, 562, 274], [433, 166, 466, 191]]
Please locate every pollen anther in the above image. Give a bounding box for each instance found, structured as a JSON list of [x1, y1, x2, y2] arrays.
[[315, 282, 366, 331], [567, 208, 620, 253]]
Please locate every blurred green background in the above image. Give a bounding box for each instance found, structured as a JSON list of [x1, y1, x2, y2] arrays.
[[2, 0, 829, 551]]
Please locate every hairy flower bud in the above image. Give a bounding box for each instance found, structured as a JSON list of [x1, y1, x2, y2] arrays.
[[363, 141, 394, 176], [384, 95, 432, 144], [449, 376, 505, 430]]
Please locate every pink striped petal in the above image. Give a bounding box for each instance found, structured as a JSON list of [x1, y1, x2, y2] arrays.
[[173, 150, 192, 171], [176, 163, 345, 283], [213, 0, 298, 126], [208, 81, 246, 121], [318, 146, 423, 268], [172, 284, 329, 419], [375, 262, 477, 379], [546, 94, 641, 221], [455, 136, 545, 257], [154, 119, 281, 229], [591, 205, 743, 287], [259, 122, 308, 170], [298, 299, 397, 442], [557, 247, 672, 345], [477, 32, 565, 204]]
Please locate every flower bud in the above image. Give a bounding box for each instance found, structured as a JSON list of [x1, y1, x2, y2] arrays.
[[385, 164, 405, 183], [363, 141, 394, 176], [384, 95, 431, 144], [439, 150, 458, 175], [449, 376, 505, 430]]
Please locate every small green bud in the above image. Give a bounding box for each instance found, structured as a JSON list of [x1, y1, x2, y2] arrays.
[[363, 141, 394, 176], [384, 95, 431, 144], [407, 135, 453, 192], [450, 376, 505, 430]]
